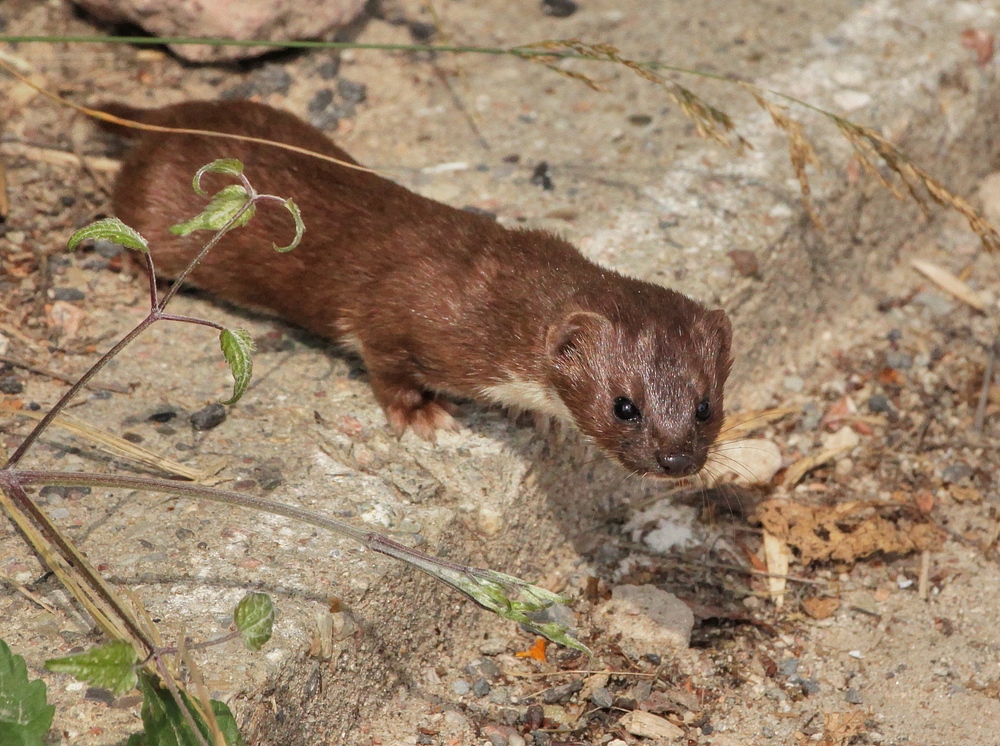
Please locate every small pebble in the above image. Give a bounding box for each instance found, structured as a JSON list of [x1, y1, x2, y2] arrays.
[[473, 677, 491, 697], [253, 459, 284, 491], [783, 375, 804, 392], [93, 239, 123, 258], [541, 678, 582, 704], [762, 724, 777, 738], [338, 78, 368, 104], [627, 113, 652, 126], [190, 403, 226, 431], [590, 687, 614, 708], [316, 56, 340, 80], [941, 463, 974, 484], [530, 162, 554, 191], [867, 394, 891, 413], [0, 375, 24, 394], [253, 64, 293, 96], [480, 637, 508, 656], [844, 687, 863, 704], [486, 733, 507, 746], [452, 679, 471, 696], [541, 0, 578, 17], [409, 21, 436, 42], [884, 351, 912, 370], [51, 287, 85, 301], [799, 678, 820, 695], [60, 195, 76, 208], [122, 432, 143, 444], [308, 89, 335, 114], [778, 658, 799, 677]]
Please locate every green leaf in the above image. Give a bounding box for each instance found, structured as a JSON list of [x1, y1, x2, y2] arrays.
[[219, 328, 256, 405], [170, 185, 255, 236], [272, 198, 305, 252], [136, 671, 244, 746], [0, 639, 55, 746], [191, 158, 245, 196], [44, 640, 138, 696], [68, 217, 148, 253], [233, 593, 274, 651]]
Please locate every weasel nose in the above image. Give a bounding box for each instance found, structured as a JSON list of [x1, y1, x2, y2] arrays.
[[657, 453, 696, 477]]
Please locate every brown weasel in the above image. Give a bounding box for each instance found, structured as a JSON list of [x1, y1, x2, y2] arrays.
[[99, 100, 732, 478]]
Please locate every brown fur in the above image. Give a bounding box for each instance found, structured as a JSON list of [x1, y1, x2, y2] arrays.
[[101, 100, 732, 477]]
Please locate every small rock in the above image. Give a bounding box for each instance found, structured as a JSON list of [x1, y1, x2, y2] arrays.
[[596, 584, 695, 652], [253, 458, 284, 491], [782, 375, 804, 392], [530, 162, 554, 191], [488, 686, 510, 705], [480, 637, 508, 656], [316, 56, 340, 79], [0, 375, 24, 394], [51, 287, 85, 301], [777, 658, 799, 677], [408, 21, 436, 42], [799, 678, 820, 695], [467, 657, 503, 681], [704, 438, 782, 486], [541, 0, 578, 17], [727, 249, 760, 278], [508, 735, 526, 746], [627, 113, 653, 126], [308, 88, 335, 114], [473, 677, 491, 697], [619, 710, 684, 741], [800, 401, 822, 431], [844, 687, 863, 704], [74, 0, 367, 62], [122, 432, 143, 444], [541, 678, 582, 704], [93, 239, 123, 258], [452, 679, 471, 696], [941, 463, 974, 484], [884, 351, 912, 370], [832, 90, 871, 111], [590, 687, 614, 708], [337, 78, 367, 104], [867, 394, 891, 413], [190, 403, 226, 431]]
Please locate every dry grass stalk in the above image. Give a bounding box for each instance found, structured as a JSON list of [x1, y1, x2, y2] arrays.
[[745, 85, 823, 228], [515, 39, 749, 148], [834, 117, 1000, 251]]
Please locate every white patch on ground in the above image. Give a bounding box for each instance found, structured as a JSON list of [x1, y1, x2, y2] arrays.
[[624, 502, 700, 553]]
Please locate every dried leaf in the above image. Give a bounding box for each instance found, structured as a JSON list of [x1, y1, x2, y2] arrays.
[[754, 499, 941, 565], [801, 595, 841, 620]]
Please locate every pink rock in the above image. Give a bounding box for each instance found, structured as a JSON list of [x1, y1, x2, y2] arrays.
[[78, 0, 368, 62]]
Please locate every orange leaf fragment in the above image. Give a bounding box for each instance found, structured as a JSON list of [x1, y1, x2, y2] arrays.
[[516, 636, 547, 662]]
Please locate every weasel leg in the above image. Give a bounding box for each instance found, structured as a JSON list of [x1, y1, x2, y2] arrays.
[[368, 371, 458, 441]]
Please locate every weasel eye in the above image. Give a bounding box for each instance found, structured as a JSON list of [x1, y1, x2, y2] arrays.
[[695, 398, 712, 422], [613, 397, 641, 422]]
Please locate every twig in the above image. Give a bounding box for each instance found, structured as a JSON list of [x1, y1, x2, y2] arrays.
[[918, 549, 930, 601]]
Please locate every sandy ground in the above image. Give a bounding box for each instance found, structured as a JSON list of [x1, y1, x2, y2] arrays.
[[3, 0, 1000, 744]]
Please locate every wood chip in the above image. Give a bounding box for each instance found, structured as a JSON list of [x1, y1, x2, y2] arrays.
[[762, 530, 789, 607], [619, 710, 684, 741], [911, 259, 986, 311]]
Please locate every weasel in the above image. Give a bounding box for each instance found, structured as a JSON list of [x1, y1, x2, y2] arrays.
[[99, 99, 732, 478]]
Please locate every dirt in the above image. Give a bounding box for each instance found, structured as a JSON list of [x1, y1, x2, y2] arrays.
[[3, 0, 1000, 745]]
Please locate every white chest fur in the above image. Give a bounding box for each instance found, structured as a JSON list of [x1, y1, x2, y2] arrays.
[[479, 378, 575, 422]]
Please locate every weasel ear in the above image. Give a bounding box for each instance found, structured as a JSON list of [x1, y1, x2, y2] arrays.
[[546, 311, 612, 358], [699, 308, 732, 353]]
